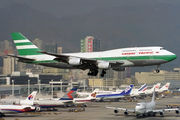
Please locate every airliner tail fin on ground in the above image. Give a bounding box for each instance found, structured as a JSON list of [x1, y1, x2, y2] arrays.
[[25, 91, 37, 101], [151, 83, 161, 91], [159, 83, 170, 91], [138, 84, 148, 92], [59, 87, 78, 100], [120, 85, 134, 95]]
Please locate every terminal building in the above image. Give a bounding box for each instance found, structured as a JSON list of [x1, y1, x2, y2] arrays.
[[135, 69, 180, 84]]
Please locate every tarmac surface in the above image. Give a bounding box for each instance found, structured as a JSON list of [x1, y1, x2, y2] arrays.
[[1, 95, 180, 120]]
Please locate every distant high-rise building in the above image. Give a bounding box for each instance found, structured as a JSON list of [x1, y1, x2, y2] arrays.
[[44, 43, 57, 53], [57, 47, 63, 54], [3, 57, 15, 75], [80, 39, 86, 52], [32, 38, 43, 50], [80, 36, 100, 52], [0, 40, 13, 55]]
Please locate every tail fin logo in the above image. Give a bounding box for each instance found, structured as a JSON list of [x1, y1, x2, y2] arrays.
[[125, 86, 132, 93], [67, 90, 74, 99], [165, 84, 169, 88], [155, 85, 159, 89], [138, 84, 147, 92], [28, 95, 34, 100], [143, 88, 147, 91], [91, 92, 97, 97]]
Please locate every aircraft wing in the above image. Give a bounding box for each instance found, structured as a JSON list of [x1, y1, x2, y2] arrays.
[[147, 108, 179, 113], [7, 54, 35, 62], [63, 101, 74, 104], [39, 51, 124, 66], [106, 105, 135, 113]]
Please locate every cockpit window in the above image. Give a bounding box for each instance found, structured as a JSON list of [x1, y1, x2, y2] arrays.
[[160, 48, 164, 50], [136, 104, 140, 106]]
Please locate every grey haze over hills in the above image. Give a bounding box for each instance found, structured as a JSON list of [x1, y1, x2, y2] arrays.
[[0, 1, 180, 72]]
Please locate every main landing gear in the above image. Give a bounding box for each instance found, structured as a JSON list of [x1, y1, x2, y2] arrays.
[[87, 69, 107, 77], [87, 69, 98, 76], [156, 65, 160, 73], [100, 70, 106, 77]]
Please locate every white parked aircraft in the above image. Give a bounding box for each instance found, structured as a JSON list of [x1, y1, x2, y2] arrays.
[[0, 92, 37, 116], [0, 105, 35, 116], [16, 91, 37, 105], [158, 83, 170, 93], [0, 91, 37, 106], [117, 84, 148, 97], [33, 87, 78, 111], [106, 89, 179, 118], [73, 94, 96, 107], [95, 85, 133, 101], [8, 33, 177, 77], [144, 83, 161, 95]]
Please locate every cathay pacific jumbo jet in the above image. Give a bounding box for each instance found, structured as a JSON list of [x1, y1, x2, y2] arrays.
[[8, 33, 177, 77]]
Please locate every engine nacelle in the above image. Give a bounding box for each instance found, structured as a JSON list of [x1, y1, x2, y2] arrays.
[[19, 100, 34, 106], [176, 110, 179, 114], [97, 62, 110, 69], [113, 67, 125, 71], [68, 58, 81, 65], [159, 111, 164, 116], [124, 111, 129, 115], [114, 109, 119, 113]]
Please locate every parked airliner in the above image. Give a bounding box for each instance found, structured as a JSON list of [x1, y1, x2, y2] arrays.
[[106, 89, 179, 118]]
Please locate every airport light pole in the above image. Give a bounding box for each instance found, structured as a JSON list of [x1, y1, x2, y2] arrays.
[[12, 80, 14, 96], [71, 77, 72, 89], [106, 79, 107, 90], [28, 80, 30, 95], [92, 78, 94, 92], [51, 79, 53, 97], [60, 79, 62, 93], [84, 79, 85, 91], [38, 80, 41, 94]]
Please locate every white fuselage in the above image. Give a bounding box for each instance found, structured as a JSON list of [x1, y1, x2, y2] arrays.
[[135, 101, 155, 115], [0, 105, 35, 114], [25, 46, 176, 70]]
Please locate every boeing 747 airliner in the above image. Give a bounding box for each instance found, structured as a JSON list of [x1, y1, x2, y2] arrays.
[[8, 33, 177, 77]]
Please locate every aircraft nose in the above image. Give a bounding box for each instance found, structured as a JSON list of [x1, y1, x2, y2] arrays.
[[166, 51, 177, 62], [170, 54, 177, 61]]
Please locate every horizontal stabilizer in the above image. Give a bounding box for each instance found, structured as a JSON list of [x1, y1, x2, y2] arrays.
[[7, 54, 35, 62]]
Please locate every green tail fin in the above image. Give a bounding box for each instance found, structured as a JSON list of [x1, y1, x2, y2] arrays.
[[11, 32, 43, 56]]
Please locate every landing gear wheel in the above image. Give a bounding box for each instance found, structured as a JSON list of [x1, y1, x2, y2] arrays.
[[100, 69, 106, 77], [100, 74, 104, 77], [136, 114, 140, 118], [87, 69, 99, 76], [156, 69, 160, 73]]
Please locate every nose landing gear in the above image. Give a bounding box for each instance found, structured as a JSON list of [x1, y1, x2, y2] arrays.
[[156, 65, 160, 73]]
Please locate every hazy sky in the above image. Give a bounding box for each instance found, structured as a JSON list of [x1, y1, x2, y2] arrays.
[[1, 0, 180, 72], [1, 0, 180, 18]]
